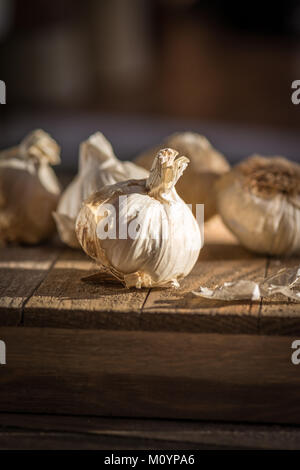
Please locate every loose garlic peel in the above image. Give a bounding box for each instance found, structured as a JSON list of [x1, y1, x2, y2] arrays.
[[135, 132, 230, 220], [75, 148, 202, 288], [217, 155, 300, 255], [54, 132, 149, 248], [0, 129, 61, 245]]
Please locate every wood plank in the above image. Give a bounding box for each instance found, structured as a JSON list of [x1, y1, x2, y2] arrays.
[[141, 216, 267, 334], [0, 243, 60, 326], [0, 431, 204, 450], [24, 248, 149, 329], [2, 216, 300, 336], [23, 217, 268, 333], [1, 413, 300, 450], [0, 327, 299, 424], [260, 256, 300, 335]]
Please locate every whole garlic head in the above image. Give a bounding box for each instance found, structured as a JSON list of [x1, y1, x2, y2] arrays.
[[0, 129, 61, 244], [217, 155, 300, 255], [76, 148, 202, 288], [54, 132, 149, 248], [135, 132, 230, 220]]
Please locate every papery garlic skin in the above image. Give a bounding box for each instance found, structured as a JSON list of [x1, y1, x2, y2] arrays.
[[217, 155, 300, 255], [54, 132, 149, 248], [135, 132, 230, 220], [76, 148, 201, 288], [0, 130, 61, 245]]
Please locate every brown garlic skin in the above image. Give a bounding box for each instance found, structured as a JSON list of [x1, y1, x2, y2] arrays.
[[0, 130, 61, 245], [217, 155, 300, 255], [135, 132, 230, 220]]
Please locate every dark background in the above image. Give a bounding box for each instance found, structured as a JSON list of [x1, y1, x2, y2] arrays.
[[0, 0, 300, 169]]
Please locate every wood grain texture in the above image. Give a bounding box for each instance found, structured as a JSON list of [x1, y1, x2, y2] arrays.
[[0, 243, 60, 326], [24, 248, 149, 329], [0, 216, 300, 335], [0, 432, 205, 450], [1, 413, 300, 450], [260, 256, 300, 335], [21, 217, 268, 333], [0, 327, 299, 424], [141, 217, 267, 334]]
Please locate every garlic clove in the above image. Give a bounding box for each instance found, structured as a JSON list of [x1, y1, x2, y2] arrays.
[[54, 132, 149, 248], [135, 132, 230, 220], [217, 154, 300, 255], [76, 148, 201, 289]]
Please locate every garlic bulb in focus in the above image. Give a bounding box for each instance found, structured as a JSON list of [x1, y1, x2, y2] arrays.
[[135, 132, 230, 220], [54, 132, 149, 248], [0, 129, 61, 244], [217, 155, 300, 255], [76, 148, 201, 288]]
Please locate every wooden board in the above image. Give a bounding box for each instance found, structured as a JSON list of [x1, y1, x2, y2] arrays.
[[0, 327, 299, 424], [0, 215, 284, 334], [1, 216, 300, 428], [0, 217, 300, 336], [260, 255, 300, 335], [141, 239, 265, 334], [0, 243, 60, 326], [24, 247, 149, 330], [1, 413, 300, 450]]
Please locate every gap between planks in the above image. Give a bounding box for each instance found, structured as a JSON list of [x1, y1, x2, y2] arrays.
[[19, 251, 61, 326], [0, 243, 62, 326], [256, 256, 271, 334], [23, 248, 150, 329], [260, 254, 300, 335]]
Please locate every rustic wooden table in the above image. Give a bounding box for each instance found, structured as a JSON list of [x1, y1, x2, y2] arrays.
[[1, 216, 300, 449]]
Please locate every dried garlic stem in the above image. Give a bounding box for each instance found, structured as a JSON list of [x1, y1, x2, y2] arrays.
[[135, 132, 230, 220], [146, 148, 189, 201], [19, 129, 61, 165]]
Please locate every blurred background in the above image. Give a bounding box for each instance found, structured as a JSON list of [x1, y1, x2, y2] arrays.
[[0, 0, 300, 169]]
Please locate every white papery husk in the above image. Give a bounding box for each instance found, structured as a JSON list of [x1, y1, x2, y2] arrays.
[[193, 266, 300, 302], [54, 132, 149, 248], [75, 148, 202, 288], [0, 129, 61, 244], [217, 155, 300, 255], [135, 132, 230, 220]]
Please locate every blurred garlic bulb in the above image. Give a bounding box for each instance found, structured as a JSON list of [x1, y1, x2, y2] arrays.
[[217, 155, 300, 255], [76, 148, 201, 288], [0, 129, 61, 245], [54, 132, 149, 248], [135, 132, 230, 220]]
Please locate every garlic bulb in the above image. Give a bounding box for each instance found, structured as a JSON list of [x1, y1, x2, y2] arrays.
[[0, 129, 61, 245], [54, 132, 149, 248], [135, 132, 230, 220], [217, 154, 300, 255], [76, 148, 201, 288]]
